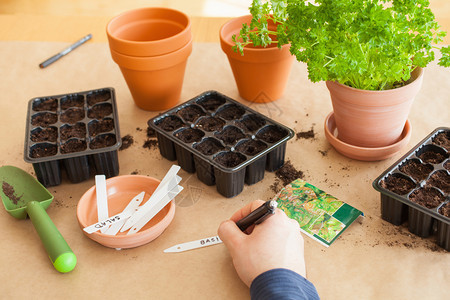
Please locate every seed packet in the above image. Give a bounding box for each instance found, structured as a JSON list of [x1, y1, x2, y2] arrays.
[[274, 179, 363, 247]]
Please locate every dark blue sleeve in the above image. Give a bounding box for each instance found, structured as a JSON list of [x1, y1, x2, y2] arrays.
[[250, 268, 320, 300]]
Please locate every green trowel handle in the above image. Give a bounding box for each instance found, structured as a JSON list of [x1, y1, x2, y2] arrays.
[[26, 201, 77, 273]]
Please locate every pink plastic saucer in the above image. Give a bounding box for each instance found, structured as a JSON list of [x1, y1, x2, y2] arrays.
[[324, 112, 412, 161]]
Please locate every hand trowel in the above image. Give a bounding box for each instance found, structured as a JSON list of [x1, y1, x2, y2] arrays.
[[0, 165, 76, 273]]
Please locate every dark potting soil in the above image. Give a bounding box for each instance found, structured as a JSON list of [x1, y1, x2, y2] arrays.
[[88, 119, 114, 136], [60, 95, 84, 110], [426, 170, 450, 194], [31, 112, 58, 127], [418, 151, 446, 164], [215, 126, 245, 145], [196, 117, 225, 132], [147, 126, 156, 138], [90, 134, 116, 149], [156, 116, 184, 132], [409, 187, 446, 209], [432, 132, 450, 151], [60, 123, 86, 140], [296, 128, 315, 140], [31, 144, 57, 158], [216, 104, 245, 121], [60, 108, 85, 124], [2, 181, 22, 205], [120, 135, 134, 150], [177, 105, 205, 122], [237, 114, 266, 132], [60, 139, 87, 154], [256, 126, 287, 143], [236, 139, 267, 156], [87, 103, 113, 119], [445, 161, 450, 171], [213, 152, 246, 168], [194, 138, 224, 156], [31, 127, 58, 142], [399, 159, 433, 182], [439, 202, 450, 218], [274, 160, 304, 187], [32, 98, 58, 112], [197, 96, 226, 111], [175, 128, 204, 143], [143, 139, 158, 150], [87, 90, 111, 106], [380, 174, 415, 195]]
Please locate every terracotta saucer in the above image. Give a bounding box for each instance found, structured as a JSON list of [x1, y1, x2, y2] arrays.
[[324, 112, 411, 161], [77, 175, 175, 249]]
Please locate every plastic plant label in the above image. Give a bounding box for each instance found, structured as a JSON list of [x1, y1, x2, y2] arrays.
[[274, 179, 363, 247]]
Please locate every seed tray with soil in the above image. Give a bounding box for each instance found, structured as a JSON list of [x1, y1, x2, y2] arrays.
[[148, 90, 294, 198], [373, 127, 450, 251], [24, 87, 121, 187]]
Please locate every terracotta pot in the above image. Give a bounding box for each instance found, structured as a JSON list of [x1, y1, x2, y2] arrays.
[[110, 39, 192, 111], [326, 67, 424, 148], [220, 15, 294, 103], [106, 7, 191, 57]]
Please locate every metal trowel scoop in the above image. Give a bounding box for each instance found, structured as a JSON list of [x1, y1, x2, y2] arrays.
[[0, 165, 76, 273]]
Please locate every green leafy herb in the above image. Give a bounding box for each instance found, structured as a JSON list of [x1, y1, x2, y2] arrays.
[[234, 0, 450, 90]]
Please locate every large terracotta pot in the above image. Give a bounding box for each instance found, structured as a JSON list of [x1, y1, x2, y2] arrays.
[[106, 7, 191, 57], [326, 67, 424, 148], [220, 15, 294, 103], [110, 40, 192, 111]]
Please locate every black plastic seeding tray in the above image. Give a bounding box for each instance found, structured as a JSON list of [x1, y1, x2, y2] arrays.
[[148, 91, 294, 198], [373, 127, 450, 251], [24, 88, 122, 187]]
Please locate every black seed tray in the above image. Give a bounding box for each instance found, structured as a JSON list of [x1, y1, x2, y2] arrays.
[[372, 127, 450, 251], [24, 87, 122, 187], [148, 90, 294, 198]]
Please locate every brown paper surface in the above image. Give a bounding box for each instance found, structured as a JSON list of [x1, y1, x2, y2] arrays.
[[0, 41, 448, 299]]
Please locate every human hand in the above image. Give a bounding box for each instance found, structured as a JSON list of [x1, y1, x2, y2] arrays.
[[218, 200, 306, 287]]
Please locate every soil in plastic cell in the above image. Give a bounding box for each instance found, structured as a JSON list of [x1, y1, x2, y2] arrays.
[[156, 115, 184, 132], [194, 138, 224, 156], [87, 90, 111, 106], [380, 173, 416, 195], [417, 146, 447, 164], [30, 143, 57, 158], [60, 108, 85, 124], [215, 126, 246, 145], [196, 117, 225, 132], [256, 125, 288, 143], [439, 202, 450, 218], [31, 127, 58, 142], [87, 103, 113, 119], [197, 95, 226, 111], [213, 151, 246, 168], [432, 131, 450, 151], [60, 123, 86, 140], [426, 170, 450, 194], [60, 139, 87, 154], [409, 187, 446, 209], [88, 119, 114, 137], [31, 112, 58, 127], [216, 104, 246, 121], [176, 105, 205, 123], [90, 134, 117, 149], [32, 98, 58, 112], [236, 139, 267, 156], [399, 159, 433, 182], [445, 160, 450, 171], [237, 114, 266, 132], [175, 128, 205, 143], [60, 94, 84, 110]]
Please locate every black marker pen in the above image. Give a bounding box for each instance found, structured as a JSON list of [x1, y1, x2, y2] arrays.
[[235, 200, 278, 232]]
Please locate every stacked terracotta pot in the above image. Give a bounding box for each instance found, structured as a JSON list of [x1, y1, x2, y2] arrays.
[[107, 7, 192, 111]]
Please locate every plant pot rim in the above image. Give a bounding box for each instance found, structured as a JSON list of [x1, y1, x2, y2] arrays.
[[326, 67, 424, 94], [220, 15, 292, 60], [107, 7, 191, 57]]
